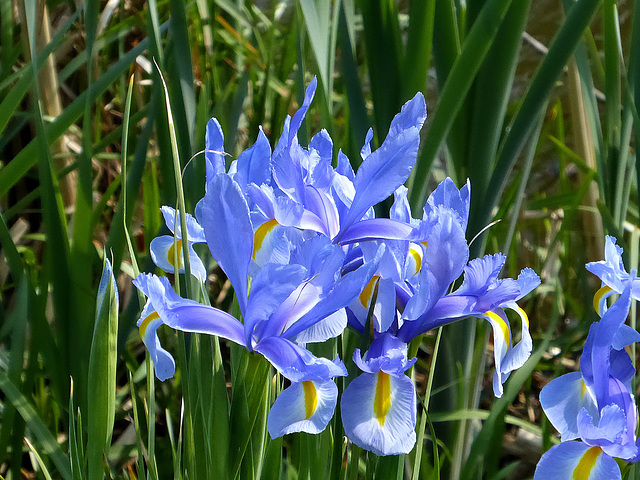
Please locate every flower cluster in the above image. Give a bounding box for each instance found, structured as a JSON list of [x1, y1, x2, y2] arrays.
[[134, 78, 539, 455], [536, 236, 640, 479]]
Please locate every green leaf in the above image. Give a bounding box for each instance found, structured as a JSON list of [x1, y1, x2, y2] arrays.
[[86, 256, 119, 480]]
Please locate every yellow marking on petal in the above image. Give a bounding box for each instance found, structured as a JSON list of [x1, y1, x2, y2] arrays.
[[572, 446, 602, 479], [253, 219, 279, 260], [514, 304, 529, 328], [580, 380, 587, 400], [139, 311, 160, 339], [359, 276, 380, 308], [485, 310, 510, 348], [593, 285, 613, 316], [374, 371, 391, 426], [167, 239, 184, 269], [302, 380, 318, 419], [407, 243, 424, 277]]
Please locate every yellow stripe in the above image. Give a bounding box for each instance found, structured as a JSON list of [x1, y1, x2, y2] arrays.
[[485, 310, 510, 347], [359, 276, 380, 308], [593, 285, 613, 316], [514, 304, 529, 328], [580, 380, 587, 400], [374, 371, 391, 426], [572, 446, 602, 479], [139, 311, 160, 339], [408, 243, 423, 276], [302, 380, 318, 419], [167, 239, 184, 269], [252, 219, 279, 260]]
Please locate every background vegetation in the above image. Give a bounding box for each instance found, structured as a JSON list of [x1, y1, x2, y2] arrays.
[[0, 0, 639, 478]]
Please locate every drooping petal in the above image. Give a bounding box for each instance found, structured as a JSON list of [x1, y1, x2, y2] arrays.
[[267, 378, 338, 437], [534, 442, 620, 480], [539, 372, 598, 441], [254, 336, 347, 383], [500, 302, 532, 374], [199, 174, 253, 315], [482, 309, 512, 397], [341, 371, 416, 456], [137, 303, 176, 381], [134, 274, 246, 347]]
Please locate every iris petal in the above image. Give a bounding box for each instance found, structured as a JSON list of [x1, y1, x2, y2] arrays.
[[267, 378, 338, 437], [341, 372, 416, 456]]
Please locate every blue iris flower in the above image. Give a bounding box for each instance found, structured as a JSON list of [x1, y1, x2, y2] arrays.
[[135, 172, 384, 437], [536, 283, 639, 479]]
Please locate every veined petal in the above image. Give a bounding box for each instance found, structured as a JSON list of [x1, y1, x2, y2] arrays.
[[149, 236, 207, 282], [341, 372, 416, 456], [281, 245, 383, 340], [289, 309, 347, 344], [337, 218, 415, 244], [539, 372, 598, 441], [244, 263, 307, 346], [267, 378, 338, 437], [534, 442, 620, 480], [137, 306, 175, 381]]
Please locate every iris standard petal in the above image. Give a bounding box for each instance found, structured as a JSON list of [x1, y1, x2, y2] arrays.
[[334, 94, 426, 241], [205, 118, 226, 182], [534, 442, 620, 480], [160, 206, 206, 243], [425, 177, 471, 231], [233, 126, 272, 190], [267, 378, 338, 437], [199, 173, 253, 315], [341, 371, 416, 456], [577, 405, 627, 449], [539, 372, 598, 441]]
